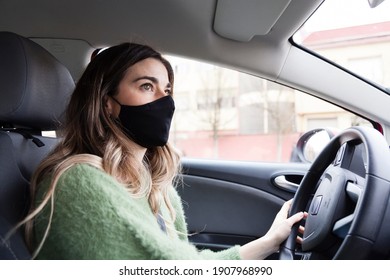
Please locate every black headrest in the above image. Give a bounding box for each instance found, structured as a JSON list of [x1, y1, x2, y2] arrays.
[[0, 32, 75, 130]]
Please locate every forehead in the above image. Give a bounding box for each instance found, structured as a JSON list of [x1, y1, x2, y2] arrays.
[[124, 58, 169, 81]]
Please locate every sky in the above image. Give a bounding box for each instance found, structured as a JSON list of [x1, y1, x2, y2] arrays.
[[305, 0, 390, 31]]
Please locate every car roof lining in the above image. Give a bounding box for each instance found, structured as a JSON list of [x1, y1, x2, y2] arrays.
[[0, 0, 322, 80]]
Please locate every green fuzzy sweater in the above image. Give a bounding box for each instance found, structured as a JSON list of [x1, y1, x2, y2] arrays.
[[34, 163, 241, 260]]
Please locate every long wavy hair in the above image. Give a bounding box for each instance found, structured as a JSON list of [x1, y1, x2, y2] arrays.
[[18, 43, 181, 258]]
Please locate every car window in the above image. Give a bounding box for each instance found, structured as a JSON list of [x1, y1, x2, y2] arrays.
[[168, 56, 372, 163], [293, 0, 390, 89]]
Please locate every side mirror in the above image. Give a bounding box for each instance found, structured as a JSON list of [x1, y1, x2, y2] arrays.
[[295, 128, 339, 163]]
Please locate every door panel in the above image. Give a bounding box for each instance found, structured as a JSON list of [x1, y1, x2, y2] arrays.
[[176, 158, 309, 252]]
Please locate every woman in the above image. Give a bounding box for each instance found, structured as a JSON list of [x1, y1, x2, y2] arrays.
[[21, 43, 305, 259]]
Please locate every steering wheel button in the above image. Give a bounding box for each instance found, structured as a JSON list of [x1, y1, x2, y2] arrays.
[[310, 195, 323, 215]]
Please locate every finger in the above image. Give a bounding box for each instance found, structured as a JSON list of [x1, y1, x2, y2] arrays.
[[291, 211, 304, 220], [284, 199, 293, 207], [287, 212, 304, 227], [296, 235, 303, 244], [287, 211, 304, 225], [298, 225, 305, 234], [280, 199, 293, 214]]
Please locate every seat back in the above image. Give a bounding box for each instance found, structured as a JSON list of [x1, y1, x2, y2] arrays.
[[0, 32, 75, 259]]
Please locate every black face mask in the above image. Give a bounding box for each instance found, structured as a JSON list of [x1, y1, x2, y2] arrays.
[[112, 95, 175, 148]]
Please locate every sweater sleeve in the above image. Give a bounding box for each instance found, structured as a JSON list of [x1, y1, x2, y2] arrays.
[[34, 164, 241, 260]]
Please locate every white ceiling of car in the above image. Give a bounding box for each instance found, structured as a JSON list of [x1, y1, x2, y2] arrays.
[[0, 0, 322, 78]]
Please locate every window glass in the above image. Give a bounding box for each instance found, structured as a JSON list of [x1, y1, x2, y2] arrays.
[[168, 56, 371, 163], [294, 0, 390, 88]]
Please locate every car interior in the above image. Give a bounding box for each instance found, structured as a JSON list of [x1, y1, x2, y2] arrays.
[[1, 0, 390, 260], [0, 32, 75, 259]]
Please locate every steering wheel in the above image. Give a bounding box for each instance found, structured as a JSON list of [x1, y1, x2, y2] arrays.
[[279, 126, 390, 260]]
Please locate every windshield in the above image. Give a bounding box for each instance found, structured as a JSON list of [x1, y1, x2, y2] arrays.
[[294, 0, 390, 89]]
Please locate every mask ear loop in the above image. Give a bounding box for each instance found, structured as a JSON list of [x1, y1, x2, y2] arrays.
[[110, 96, 122, 106]]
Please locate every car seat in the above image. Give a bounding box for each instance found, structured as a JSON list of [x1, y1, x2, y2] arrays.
[[0, 32, 75, 259]]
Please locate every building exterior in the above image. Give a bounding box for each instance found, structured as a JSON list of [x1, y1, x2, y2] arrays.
[[169, 22, 390, 162]]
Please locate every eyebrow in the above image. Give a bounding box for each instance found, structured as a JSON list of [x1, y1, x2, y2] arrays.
[[133, 76, 172, 88]]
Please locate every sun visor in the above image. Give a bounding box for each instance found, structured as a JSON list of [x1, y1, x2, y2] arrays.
[[213, 0, 292, 42]]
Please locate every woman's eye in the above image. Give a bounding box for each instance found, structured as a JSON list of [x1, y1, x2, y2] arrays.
[[141, 83, 153, 91]]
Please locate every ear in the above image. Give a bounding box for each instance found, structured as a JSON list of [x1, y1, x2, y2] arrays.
[[104, 95, 115, 115]]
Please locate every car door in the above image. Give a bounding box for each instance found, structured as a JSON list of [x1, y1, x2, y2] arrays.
[[177, 158, 309, 255], [169, 57, 373, 257]]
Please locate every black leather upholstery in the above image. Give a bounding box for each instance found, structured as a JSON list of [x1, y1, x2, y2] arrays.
[[0, 32, 74, 130], [0, 32, 75, 259]]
